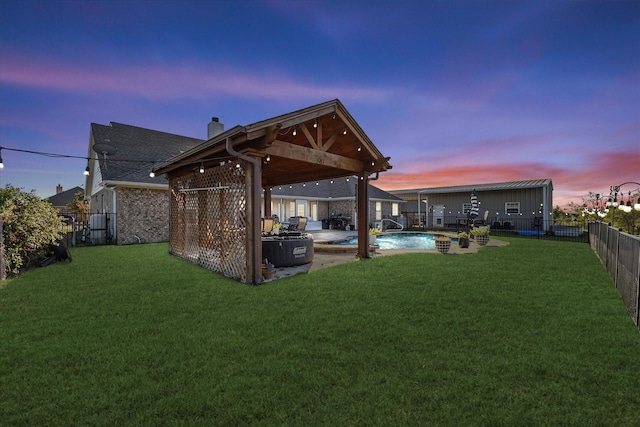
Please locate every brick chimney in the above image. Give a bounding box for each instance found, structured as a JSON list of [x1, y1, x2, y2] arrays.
[[56, 184, 63, 194]]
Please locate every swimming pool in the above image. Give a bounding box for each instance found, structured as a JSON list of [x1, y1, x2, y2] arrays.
[[331, 233, 452, 250]]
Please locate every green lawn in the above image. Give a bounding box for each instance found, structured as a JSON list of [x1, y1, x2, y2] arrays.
[[1, 239, 639, 426]]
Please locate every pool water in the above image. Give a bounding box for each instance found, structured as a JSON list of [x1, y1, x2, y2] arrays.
[[335, 233, 452, 250]]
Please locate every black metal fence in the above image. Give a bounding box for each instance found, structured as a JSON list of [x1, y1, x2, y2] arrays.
[[589, 221, 640, 331], [57, 209, 117, 247], [403, 214, 588, 243]]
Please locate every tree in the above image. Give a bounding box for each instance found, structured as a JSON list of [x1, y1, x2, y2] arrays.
[[67, 189, 89, 223], [0, 185, 64, 275]]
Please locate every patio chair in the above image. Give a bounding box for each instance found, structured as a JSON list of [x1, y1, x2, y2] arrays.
[[262, 218, 274, 234], [474, 210, 489, 227], [282, 216, 307, 232]]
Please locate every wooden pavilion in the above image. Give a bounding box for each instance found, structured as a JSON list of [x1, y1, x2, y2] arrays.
[[155, 99, 392, 284]]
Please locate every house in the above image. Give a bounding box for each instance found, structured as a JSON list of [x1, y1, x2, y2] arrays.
[[45, 184, 83, 210], [84, 122, 206, 244], [390, 179, 554, 231], [154, 99, 393, 284], [268, 178, 405, 230]]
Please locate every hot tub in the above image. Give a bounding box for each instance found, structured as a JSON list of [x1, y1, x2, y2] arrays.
[[262, 233, 314, 267]]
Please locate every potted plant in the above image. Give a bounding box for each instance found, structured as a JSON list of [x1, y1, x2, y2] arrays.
[[369, 227, 381, 244], [272, 222, 282, 235], [457, 231, 470, 248], [471, 227, 490, 246], [434, 236, 451, 254]]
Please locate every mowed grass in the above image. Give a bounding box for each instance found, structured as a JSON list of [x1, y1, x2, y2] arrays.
[[1, 239, 639, 426]]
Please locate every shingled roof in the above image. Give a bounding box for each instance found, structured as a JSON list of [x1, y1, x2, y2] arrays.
[[87, 122, 203, 187], [270, 178, 404, 202], [45, 186, 83, 207]]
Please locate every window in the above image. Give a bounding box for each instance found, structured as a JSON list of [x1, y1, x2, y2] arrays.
[[375, 202, 382, 220], [505, 202, 520, 214], [462, 203, 472, 214], [392, 203, 399, 216]]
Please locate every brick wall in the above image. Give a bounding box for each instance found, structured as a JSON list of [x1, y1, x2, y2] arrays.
[[117, 188, 170, 245]]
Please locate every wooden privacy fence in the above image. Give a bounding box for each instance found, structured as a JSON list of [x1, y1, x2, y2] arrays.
[[589, 221, 640, 331]]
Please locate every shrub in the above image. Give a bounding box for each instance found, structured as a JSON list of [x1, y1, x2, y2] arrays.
[[1, 185, 63, 275], [471, 227, 490, 236]]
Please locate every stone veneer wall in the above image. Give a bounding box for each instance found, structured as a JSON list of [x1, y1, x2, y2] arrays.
[[328, 200, 356, 224], [117, 188, 170, 245]]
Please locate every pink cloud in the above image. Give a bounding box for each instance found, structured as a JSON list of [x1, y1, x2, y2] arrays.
[[0, 53, 395, 102]]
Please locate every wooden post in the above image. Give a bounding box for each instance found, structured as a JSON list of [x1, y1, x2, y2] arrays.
[[264, 186, 272, 218], [356, 173, 370, 259]]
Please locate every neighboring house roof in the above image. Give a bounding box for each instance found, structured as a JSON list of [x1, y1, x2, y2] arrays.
[[86, 122, 203, 193], [45, 186, 84, 207], [270, 178, 405, 202], [390, 179, 553, 196]]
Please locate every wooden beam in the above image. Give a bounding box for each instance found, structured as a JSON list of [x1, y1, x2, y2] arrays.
[[270, 140, 364, 173], [299, 123, 318, 150], [322, 132, 339, 152]]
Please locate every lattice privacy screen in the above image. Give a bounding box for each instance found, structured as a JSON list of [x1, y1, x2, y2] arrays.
[[169, 160, 249, 282]]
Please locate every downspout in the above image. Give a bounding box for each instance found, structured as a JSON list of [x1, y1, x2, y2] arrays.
[[226, 136, 262, 285]]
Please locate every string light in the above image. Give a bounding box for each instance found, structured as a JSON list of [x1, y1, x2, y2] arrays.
[[293, 126, 297, 136], [313, 119, 317, 128], [0, 145, 238, 178], [343, 129, 347, 135], [199, 162, 205, 174]]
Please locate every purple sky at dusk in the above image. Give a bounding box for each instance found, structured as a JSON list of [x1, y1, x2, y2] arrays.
[[1, 0, 638, 208]]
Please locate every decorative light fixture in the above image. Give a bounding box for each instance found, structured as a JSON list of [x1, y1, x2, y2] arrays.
[[607, 182, 640, 226], [199, 162, 205, 174]]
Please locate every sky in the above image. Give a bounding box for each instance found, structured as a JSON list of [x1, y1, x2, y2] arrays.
[[0, 0, 638, 209]]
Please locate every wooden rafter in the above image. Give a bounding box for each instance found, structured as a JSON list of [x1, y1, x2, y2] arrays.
[[269, 140, 363, 173]]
